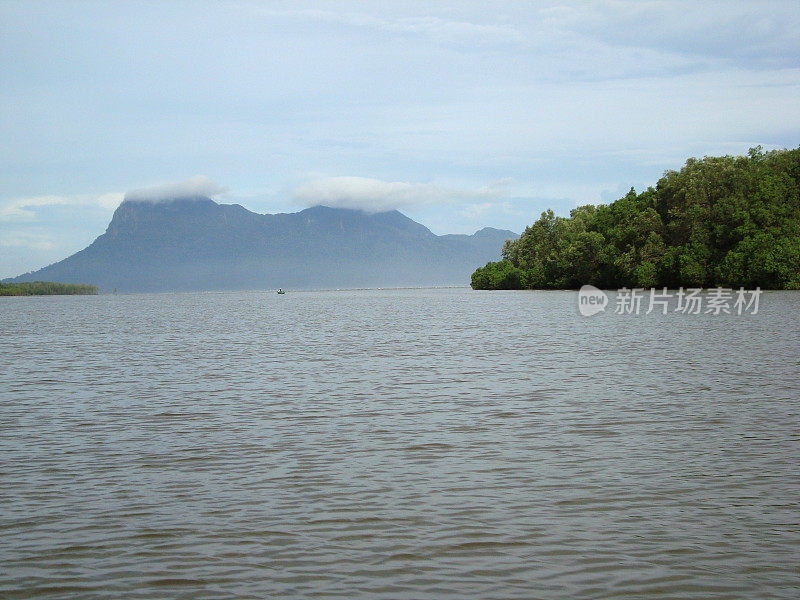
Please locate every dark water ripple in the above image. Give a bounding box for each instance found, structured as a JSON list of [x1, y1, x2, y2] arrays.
[[1, 288, 799, 599]]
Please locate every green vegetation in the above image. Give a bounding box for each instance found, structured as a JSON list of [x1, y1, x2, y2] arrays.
[[472, 147, 800, 290], [0, 281, 98, 296]]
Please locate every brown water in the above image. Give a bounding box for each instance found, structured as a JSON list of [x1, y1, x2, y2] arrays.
[[1, 288, 798, 599]]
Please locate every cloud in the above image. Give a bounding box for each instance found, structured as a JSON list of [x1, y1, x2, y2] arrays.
[[0, 231, 54, 250], [459, 201, 521, 221], [292, 176, 507, 212], [547, 1, 800, 70], [265, 9, 524, 47], [0, 196, 69, 221], [124, 176, 227, 202], [0, 193, 125, 222], [0, 178, 225, 222]]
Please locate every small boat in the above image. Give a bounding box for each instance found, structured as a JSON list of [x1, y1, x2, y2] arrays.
[[277, 288, 285, 294]]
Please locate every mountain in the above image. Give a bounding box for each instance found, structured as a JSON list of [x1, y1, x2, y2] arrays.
[[8, 197, 518, 292]]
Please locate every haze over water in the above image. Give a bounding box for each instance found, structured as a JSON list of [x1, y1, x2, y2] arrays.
[[2, 288, 798, 599]]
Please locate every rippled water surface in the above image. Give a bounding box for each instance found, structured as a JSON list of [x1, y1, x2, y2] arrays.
[[2, 288, 799, 599]]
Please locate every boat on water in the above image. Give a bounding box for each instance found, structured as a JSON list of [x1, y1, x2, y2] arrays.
[[277, 288, 285, 294]]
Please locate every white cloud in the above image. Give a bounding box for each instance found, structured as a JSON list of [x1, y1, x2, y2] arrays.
[[124, 176, 227, 202], [265, 8, 524, 47], [0, 193, 125, 222], [96, 192, 124, 210], [0, 231, 54, 250], [460, 202, 495, 220], [559, 1, 800, 69], [460, 201, 522, 221], [0, 196, 68, 221], [0, 178, 225, 223], [292, 176, 507, 212]]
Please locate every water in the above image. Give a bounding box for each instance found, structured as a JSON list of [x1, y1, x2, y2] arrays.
[[1, 288, 798, 599]]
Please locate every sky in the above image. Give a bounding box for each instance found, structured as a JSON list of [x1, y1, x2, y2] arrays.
[[1, 0, 799, 279]]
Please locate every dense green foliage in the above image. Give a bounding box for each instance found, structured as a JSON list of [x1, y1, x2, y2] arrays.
[[472, 147, 800, 290], [0, 281, 98, 296]]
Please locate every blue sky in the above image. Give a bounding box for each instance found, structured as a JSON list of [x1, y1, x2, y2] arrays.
[[1, 0, 799, 278]]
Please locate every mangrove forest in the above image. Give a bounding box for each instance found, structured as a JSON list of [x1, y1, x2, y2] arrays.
[[0, 281, 98, 296], [472, 147, 800, 290]]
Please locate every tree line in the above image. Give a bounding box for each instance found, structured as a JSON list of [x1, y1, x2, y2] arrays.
[[0, 281, 98, 296], [472, 147, 800, 290]]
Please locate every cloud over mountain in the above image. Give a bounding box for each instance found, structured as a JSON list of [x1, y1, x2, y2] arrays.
[[7, 198, 518, 292], [124, 176, 227, 202], [292, 176, 506, 212]]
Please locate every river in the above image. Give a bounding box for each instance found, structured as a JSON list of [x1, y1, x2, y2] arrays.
[[1, 288, 798, 598]]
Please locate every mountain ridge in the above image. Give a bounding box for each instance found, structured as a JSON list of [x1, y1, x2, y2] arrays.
[[8, 198, 517, 292]]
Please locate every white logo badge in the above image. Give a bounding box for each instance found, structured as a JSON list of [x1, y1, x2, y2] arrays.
[[578, 285, 608, 316]]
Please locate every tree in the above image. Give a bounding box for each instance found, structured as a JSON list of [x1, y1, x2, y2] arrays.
[[472, 146, 800, 290]]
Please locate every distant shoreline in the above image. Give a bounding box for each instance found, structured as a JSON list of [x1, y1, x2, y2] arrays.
[[0, 281, 98, 296]]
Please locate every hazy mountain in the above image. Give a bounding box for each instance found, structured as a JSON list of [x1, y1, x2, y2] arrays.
[[8, 197, 518, 292]]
